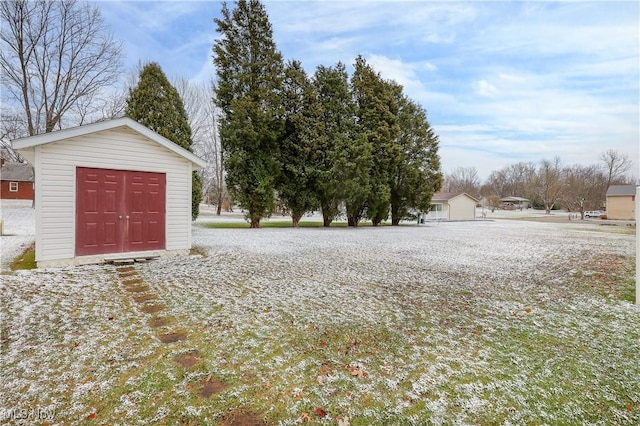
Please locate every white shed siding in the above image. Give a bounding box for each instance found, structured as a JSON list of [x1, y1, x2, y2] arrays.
[[448, 196, 476, 221], [34, 128, 193, 263]]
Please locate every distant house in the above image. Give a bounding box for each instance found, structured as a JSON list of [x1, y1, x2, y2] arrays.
[[499, 196, 530, 210], [420, 192, 479, 221], [0, 160, 34, 200], [605, 185, 636, 220]]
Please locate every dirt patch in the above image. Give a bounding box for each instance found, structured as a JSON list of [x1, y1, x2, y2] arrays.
[[125, 285, 151, 293], [116, 266, 136, 273], [148, 317, 172, 328], [133, 294, 158, 303], [220, 412, 266, 426], [175, 352, 202, 368], [199, 376, 226, 398], [118, 271, 138, 278], [158, 331, 186, 343], [122, 278, 144, 286], [140, 304, 164, 314]]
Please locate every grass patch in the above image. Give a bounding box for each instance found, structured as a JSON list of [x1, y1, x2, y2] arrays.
[[9, 242, 36, 270], [199, 220, 397, 229]]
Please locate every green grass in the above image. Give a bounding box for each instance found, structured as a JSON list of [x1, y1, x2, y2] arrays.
[[9, 242, 36, 270], [198, 220, 395, 229]]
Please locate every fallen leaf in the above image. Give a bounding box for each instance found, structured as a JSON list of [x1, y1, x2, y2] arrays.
[[627, 402, 634, 411], [347, 365, 368, 377], [316, 375, 326, 385], [87, 412, 97, 420], [524, 308, 532, 314], [107, 316, 114, 320], [314, 407, 327, 417], [299, 413, 312, 423], [71, 311, 79, 318]]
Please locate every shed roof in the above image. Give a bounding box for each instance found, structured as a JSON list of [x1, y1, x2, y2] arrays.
[[11, 117, 206, 169], [432, 192, 479, 202], [0, 162, 34, 182], [606, 184, 637, 197]]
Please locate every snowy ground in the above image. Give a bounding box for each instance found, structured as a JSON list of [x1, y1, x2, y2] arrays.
[[0, 204, 638, 425], [0, 201, 35, 271]]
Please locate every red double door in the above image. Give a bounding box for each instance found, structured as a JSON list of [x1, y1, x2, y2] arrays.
[[76, 167, 166, 256]]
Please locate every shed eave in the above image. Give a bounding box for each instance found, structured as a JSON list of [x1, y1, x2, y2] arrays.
[[11, 117, 206, 169]]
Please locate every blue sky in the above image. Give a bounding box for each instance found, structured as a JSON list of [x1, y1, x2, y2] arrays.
[[97, 0, 639, 180]]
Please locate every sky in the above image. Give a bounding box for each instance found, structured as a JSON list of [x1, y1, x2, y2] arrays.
[[97, 0, 640, 180]]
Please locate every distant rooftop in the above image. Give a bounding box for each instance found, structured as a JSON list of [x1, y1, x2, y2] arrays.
[[0, 162, 33, 182], [432, 192, 479, 202], [500, 196, 530, 202], [606, 184, 637, 197]]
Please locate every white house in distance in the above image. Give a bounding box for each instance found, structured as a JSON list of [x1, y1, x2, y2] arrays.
[[420, 192, 479, 222], [12, 117, 206, 268]]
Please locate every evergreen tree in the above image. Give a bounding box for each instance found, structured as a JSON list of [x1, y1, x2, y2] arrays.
[[313, 62, 371, 227], [351, 56, 401, 226], [390, 95, 442, 225], [277, 60, 322, 227], [125, 62, 202, 220], [213, 0, 284, 228]]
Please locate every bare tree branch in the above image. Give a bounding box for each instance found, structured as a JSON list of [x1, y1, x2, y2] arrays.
[[1, 0, 123, 136]]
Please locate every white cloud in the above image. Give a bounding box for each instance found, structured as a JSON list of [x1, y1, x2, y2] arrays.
[[474, 80, 498, 98]]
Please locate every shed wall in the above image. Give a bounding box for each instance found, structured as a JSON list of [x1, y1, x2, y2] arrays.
[[34, 128, 192, 263], [449, 196, 476, 221]]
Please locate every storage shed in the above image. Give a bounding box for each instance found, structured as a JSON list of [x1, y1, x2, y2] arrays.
[[420, 192, 479, 222], [12, 117, 206, 268]]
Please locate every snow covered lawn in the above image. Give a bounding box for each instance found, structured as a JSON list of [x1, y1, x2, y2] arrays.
[[1, 211, 638, 425]]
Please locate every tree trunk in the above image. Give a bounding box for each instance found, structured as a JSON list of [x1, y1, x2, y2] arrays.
[[322, 214, 332, 227], [347, 215, 359, 227], [216, 192, 222, 215], [250, 217, 261, 228], [291, 211, 302, 228], [372, 219, 381, 226], [391, 217, 400, 226]]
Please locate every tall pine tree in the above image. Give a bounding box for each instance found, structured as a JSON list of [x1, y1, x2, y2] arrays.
[[313, 62, 371, 227], [351, 56, 401, 226], [277, 60, 322, 227], [213, 0, 284, 228], [390, 94, 442, 225], [125, 62, 202, 220]]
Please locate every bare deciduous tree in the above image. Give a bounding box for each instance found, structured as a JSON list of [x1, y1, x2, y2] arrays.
[[600, 149, 632, 189], [532, 157, 563, 214], [562, 164, 607, 219], [1, 0, 123, 136], [174, 77, 228, 215], [443, 166, 480, 197]]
